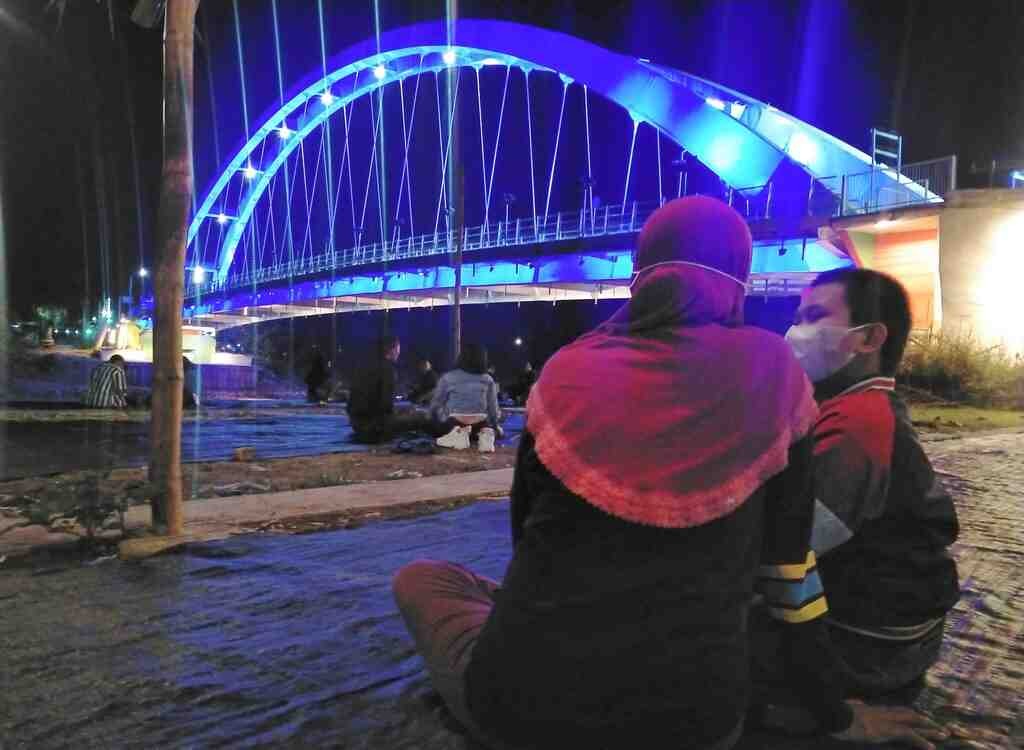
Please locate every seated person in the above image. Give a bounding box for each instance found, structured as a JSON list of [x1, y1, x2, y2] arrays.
[[347, 335, 430, 443], [506, 361, 536, 406], [430, 344, 501, 453], [85, 355, 128, 408], [407, 358, 439, 405], [749, 268, 959, 741], [391, 198, 920, 750]]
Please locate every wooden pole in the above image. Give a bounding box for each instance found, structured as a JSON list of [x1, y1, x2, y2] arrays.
[[149, 0, 199, 536]]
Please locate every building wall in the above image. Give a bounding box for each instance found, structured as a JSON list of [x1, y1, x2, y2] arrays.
[[872, 229, 941, 330], [938, 190, 1024, 354], [844, 228, 940, 330]]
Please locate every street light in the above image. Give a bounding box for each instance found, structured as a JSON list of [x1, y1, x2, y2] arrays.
[[128, 267, 148, 318], [514, 337, 523, 347]]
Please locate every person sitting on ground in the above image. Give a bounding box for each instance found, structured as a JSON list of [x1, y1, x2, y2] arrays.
[[305, 346, 330, 403], [748, 268, 960, 741], [507, 361, 536, 405], [407, 358, 439, 406], [84, 354, 128, 408], [347, 335, 430, 444], [182, 356, 200, 409], [429, 344, 501, 453], [391, 197, 941, 750]]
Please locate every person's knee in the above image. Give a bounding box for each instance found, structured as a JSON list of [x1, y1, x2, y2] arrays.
[[392, 559, 444, 610]]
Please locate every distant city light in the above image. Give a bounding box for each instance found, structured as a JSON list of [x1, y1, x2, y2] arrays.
[[138, 267, 148, 277], [319, 90, 335, 106], [787, 131, 819, 167], [514, 337, 523, 347], [442, 49, 456, 65], [705, 97, 726, 111], [373, 64, 387, 80], [278, 124, 292, 140], [243, 164, 258, 180], [192, 266, 207, 285]]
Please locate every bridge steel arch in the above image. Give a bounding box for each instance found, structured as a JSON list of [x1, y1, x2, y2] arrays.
[[191, 19, 936, 286]]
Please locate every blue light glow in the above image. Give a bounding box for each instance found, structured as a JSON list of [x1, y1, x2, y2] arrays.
[[705, 134, 744, 175], [787, 131, 819, 167], [243, 165, 258, 180], [442, 49, 456, 65], [319, 90, 335, 106], [729, 102, 746, 119], [278, 124, 292, 140], [705, 97, 726, 111], [373, 64, 387, 80], [216, 212, 229, 225], [192, 267, 207, 285], [480, 57, 502, 66]]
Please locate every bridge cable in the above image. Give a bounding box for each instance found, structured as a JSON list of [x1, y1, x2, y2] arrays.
[[434, 68, 463, 240], [524, 70, 538, 238], [270, 0, 297, 278], [622, 119, 640, 215], [484, 64, 512, 238], [543, 77, 570, 232], [475, 67, 488, 239], [583, 85, 594, 231], [394, 64, 424, 246]]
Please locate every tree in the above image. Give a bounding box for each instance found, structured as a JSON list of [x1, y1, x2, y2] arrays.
[[51, 0, 199, 536]]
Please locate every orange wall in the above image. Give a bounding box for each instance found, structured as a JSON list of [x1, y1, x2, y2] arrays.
[[870, 229, 939, 329]]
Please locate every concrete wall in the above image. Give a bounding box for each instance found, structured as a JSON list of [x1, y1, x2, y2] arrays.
[[872, 229, 941, 330], [939, 190, 1024, 354]]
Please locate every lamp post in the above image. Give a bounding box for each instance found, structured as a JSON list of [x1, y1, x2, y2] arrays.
[[128, 267, 148, 317]]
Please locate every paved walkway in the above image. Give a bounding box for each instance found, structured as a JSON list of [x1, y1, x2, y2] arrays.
[[0, 469, 516, 560], [2, 428, 1022, 748]]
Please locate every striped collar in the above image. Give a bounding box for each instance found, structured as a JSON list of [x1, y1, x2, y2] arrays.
[[834, 376, 896, 398]]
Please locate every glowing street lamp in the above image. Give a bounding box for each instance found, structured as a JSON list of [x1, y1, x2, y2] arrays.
[[442, 49, 456, 65], [514, 337, 523, 347], [373, 64, 387, 80], [319, 90, 335, 106], [278, 124, 292, 140], [243, 164, 258, 180]]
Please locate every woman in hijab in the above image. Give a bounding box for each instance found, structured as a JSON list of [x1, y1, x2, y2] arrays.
[[392, 197, 853, 749]]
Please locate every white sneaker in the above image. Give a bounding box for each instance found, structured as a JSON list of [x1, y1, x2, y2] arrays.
[[437, 425, 471, 450], [477, 427, 496, 453]]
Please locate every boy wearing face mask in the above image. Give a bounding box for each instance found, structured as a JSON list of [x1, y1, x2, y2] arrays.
[[751, 268, 960, 739]]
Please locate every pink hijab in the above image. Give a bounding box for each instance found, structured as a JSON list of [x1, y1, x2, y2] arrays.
[[526, 197, 817, 528]]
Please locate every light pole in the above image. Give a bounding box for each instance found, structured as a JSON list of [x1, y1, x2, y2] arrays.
[[128, 267, 148, 317]]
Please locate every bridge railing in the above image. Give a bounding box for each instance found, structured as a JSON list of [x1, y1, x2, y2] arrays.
[[185, 160, 951, 301], [187, 188, 787, 298]]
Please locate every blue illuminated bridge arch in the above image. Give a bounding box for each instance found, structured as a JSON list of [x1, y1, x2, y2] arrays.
[[177, 19, 940, 328]]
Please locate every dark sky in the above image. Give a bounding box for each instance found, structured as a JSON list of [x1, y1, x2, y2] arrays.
[[1, 0, 1022, 319]]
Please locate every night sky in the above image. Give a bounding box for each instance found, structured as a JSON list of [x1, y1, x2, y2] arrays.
[[1, 0, 1022, 319]]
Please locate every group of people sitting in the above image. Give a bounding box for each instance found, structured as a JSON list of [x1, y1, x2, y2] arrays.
[[346, 338, 506, 452], [391, 197, 961, 749], [85, 355, 200, 409]]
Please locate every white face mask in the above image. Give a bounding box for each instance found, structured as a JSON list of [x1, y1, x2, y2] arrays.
[[784, 323, 871, 383]]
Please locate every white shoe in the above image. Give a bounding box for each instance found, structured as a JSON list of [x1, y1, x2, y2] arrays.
[[477, 427, 496, 453], [437, 425, 471, 450]]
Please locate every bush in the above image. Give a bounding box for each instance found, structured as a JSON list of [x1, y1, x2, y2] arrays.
[[899, 330, 1024, 407]]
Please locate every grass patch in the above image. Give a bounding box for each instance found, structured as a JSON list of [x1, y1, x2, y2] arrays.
[[909, 404, 1024, 433]]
